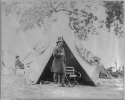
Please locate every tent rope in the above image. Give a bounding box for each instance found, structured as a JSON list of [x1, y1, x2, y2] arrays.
[[75, 47, 122, 86], [88, 52, 123, 87], [2, 31, 47, 85], [21, 39, 44, 63]]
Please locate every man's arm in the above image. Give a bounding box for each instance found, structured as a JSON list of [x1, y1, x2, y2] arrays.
[[53, 47, 62, 57], [63, 49, 66, 64]]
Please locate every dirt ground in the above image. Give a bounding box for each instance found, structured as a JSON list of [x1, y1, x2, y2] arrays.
[[1, 74, 124, 100]]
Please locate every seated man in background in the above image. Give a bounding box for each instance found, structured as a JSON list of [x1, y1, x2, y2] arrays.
[[15, 55, 24, 69]]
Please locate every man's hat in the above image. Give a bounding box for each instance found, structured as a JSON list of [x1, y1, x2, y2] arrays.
[[57, 37, 63, 43], [16, 55, 19, 58]]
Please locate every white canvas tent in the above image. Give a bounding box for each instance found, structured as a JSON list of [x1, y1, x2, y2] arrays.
[[1, 11, 113, 86], [22, 30, 107, 85]]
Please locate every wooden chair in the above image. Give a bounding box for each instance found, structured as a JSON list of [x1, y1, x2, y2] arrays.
[[64, 66, 81, 87]]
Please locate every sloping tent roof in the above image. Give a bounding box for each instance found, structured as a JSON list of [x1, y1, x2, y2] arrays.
[[23, 30, 102, 85], [37, 40, 95, 85]]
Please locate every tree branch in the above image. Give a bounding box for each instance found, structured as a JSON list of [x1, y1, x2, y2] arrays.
[[56, 9, 77, 15], [52, 2, 62, 12]]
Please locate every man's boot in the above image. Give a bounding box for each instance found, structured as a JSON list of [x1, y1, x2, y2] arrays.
[[60, 74, 66, 87], [53, 73, 58, 84]]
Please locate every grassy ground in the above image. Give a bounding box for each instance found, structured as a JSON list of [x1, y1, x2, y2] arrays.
[[1, 74, 124, 100]]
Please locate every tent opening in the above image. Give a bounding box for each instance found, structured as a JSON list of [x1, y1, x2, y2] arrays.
[[37, 41, 95, 86]]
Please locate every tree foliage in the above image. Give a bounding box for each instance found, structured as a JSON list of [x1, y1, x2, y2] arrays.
[[103, 1, 124, 37], [2, 0, 124, 38], [106, 66, 124, 78], [68, 8, 98, 40], [2, 1, 58, 31]]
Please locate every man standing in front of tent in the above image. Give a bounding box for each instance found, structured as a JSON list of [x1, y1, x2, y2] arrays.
[[51, 37, 66, 87]]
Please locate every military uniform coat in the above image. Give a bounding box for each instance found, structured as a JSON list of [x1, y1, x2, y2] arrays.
[[51, 46, 66, 74]]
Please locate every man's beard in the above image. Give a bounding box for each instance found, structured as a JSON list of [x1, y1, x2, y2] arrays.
[[58, 44, 63, 48]]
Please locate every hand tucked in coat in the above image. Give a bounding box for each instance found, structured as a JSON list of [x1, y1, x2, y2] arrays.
[[51, 46, 66, 74]]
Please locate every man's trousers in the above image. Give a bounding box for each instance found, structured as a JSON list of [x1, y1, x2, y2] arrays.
[[53, 73, 65, 84]]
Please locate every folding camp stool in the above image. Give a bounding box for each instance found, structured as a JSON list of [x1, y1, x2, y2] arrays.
[[64, 66, 81, 87], [15, 65, 24, 74]]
